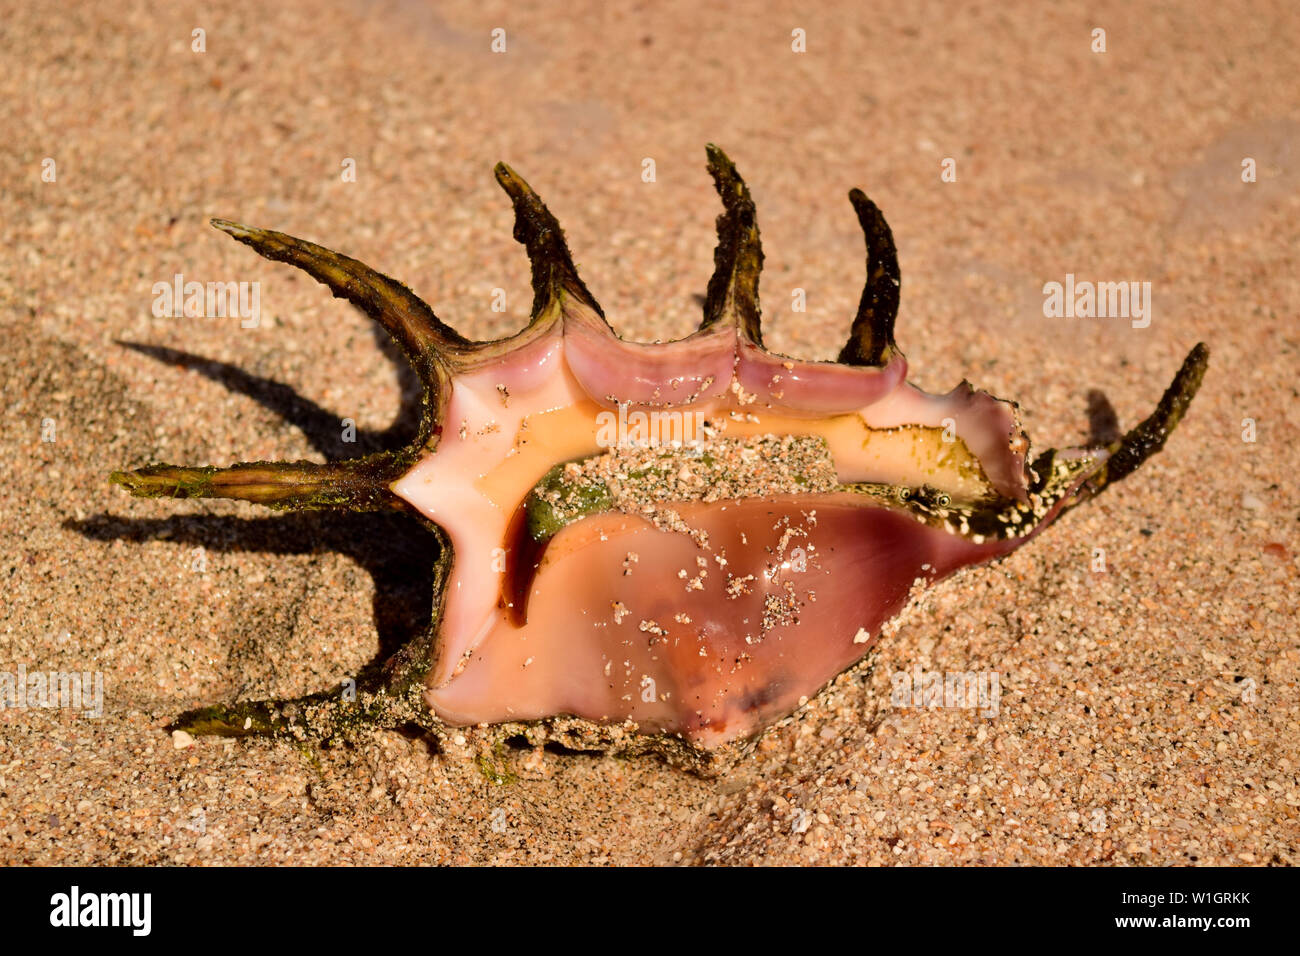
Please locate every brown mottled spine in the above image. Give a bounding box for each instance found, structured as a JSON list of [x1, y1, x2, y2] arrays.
[[701, 143, 764, 344], [109, 458, 412, 511], [838, 189, 901, 367]]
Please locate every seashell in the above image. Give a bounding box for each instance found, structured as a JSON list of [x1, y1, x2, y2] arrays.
[[111, 146, 1208, 773]]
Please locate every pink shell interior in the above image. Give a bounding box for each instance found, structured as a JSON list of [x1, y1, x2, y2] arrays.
[[391, 303, 1048, 746]]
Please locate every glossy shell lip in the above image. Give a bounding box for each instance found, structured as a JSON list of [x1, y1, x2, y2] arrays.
[[559, 303, 911, 414], [109, 145, 1210, 769]]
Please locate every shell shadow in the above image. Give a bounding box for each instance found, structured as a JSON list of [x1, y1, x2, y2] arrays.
[[66, 510, 439, 666], [1085, 389, 1122, 447], [114, 326, 423, 459], [68, 328, 437, 665]]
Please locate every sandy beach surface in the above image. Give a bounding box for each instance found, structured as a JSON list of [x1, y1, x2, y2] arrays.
[[2, 0, 1297, 865]]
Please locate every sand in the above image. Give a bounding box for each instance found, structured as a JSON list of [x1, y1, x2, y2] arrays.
[[1, 0, 1297, 865]]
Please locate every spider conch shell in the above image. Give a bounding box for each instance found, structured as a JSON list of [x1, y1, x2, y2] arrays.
[[112, 146, 1207, 772]]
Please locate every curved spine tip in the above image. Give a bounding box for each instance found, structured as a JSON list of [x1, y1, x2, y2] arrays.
[[1098, 342, 1209, 488], [491, 163, 603, 322], [838, 188, 901, 367], [208, 218, 469, 363], [701, 144, 763, 344], [1039, 342, 1210, 518]]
